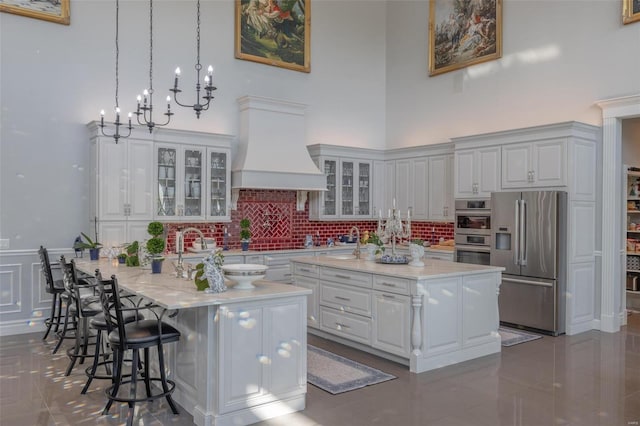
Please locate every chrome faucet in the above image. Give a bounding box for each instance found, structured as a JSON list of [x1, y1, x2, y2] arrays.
[[349, 226, 361, 259], [175, 227, 207, 278]]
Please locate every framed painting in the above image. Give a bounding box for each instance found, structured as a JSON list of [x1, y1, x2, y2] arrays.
[[624, 0, 640, 24], [235, 0, 310, 73], [0, 0, 69, 25], [428, 0, 502, 76]]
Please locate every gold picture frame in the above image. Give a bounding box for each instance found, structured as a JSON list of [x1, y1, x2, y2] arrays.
[[0, 0, 70, 25], [428, 0, 502, 76], [235, 0, 310, 73], [624, 0, 640, 24]]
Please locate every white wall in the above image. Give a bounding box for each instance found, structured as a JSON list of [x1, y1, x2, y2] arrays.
[[385, 0, 640, 148], [0, 0, 387, 250], [623, 118, 640, 161]]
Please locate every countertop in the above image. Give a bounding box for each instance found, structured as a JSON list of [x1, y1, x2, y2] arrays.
[[75, 259, 311, 310], [291, 256, 503, 280]]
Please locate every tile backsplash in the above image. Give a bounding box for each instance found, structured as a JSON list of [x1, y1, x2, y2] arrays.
[[165, 189, 453, 253]]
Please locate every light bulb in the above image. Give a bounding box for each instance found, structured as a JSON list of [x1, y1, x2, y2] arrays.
[[100, 109, 105, 117], [166, 95, 171, 102], [127, 112, 132, 118], [115, 107, 121, 113], [175, 67, 181, 75], [137, 95, 142, 102], [143, 89, 149, 96], [208, 65, 213, 74]]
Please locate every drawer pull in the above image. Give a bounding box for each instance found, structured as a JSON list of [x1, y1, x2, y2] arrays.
[[335, 274, 351, 280], [299, 268, 311, 273], [335, 296, 351, 301], [335, 322, 350, 329], [284, 273, 292, 277], [381, 282, 396, 287], [382, 294, 395, 299]]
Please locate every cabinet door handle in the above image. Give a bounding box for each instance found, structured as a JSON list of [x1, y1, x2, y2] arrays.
[[335, 322, 350, 329], [381, 282, 396, 287], [284, 273, 292, 277], [335, 274, 351, 280], [382, 294, 396, 299], [335, 296, 351, 301], [299, 268, 311, 273]]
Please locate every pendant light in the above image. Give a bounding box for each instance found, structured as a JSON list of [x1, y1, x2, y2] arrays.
[[99, 0, 132, 144], [135, 0, 173, 133], [170, 0, 216, 118]]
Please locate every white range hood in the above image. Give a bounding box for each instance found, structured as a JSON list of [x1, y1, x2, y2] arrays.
[[231, 96, 326, 209]]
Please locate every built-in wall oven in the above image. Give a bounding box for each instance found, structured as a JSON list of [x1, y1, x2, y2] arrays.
[[454, 199, 491, 265]]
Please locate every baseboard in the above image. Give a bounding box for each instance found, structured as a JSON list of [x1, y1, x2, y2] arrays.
[[0, 318, 46, 337]]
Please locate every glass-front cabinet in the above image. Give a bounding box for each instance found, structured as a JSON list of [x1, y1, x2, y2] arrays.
[[155, 143, 231, 222], [208, 150, 229, 219], [309, 156, 372, 220]]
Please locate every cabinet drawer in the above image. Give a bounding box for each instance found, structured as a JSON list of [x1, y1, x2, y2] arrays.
[[293, 263, 319, 278], [320, 267, 372, 288], [244, 254, 264, 264], [265, 265, 293, 283], [373, 275, 411, 295], [320, 306, 371, 344], [320, 283, 371, 316], [224, 256, 245, 265]]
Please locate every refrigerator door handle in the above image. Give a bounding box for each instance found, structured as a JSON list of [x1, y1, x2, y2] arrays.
[[520, 199, 527, 266], [514, 199, 520, 265], [502, 276, 554, 288]]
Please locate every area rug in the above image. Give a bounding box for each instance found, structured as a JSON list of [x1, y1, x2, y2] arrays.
[[307, 345, 396, 394], [499, 326, 543, 347]]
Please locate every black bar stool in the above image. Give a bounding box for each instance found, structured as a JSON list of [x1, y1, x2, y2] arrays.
[[81, 269, 143, 395], [38, 246, 67, 341], [96, 274, 181, 425]]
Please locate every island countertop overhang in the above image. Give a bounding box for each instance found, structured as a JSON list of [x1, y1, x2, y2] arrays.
[[290, 256, 504, 280], [75, 259, 311, 310]]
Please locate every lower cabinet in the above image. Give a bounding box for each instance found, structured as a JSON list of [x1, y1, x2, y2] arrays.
[[371, 291, 411, 357]]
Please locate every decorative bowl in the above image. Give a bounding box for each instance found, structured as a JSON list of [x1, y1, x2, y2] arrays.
[[220, 264, 268, 289]]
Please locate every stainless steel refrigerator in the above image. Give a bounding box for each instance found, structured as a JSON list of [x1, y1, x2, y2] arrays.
[[491, 191, 567, 335]]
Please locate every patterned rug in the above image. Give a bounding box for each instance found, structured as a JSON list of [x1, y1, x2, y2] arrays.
[[307, 345, 396, 394], [499, 326, 543, 347]]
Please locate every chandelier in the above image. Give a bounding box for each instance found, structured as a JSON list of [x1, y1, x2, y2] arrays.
[[169, 0, 216, 118], [99, 0, 132, 144], [135, 0, 173, 133]]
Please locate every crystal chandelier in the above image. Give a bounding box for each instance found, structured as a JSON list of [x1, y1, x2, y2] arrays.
[[377, 198, 412, 256], [99, 0, 132, 144], [135, 0, 173, 133], [170, 0, 216, 118]]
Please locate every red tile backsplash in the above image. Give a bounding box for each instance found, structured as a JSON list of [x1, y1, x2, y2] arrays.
[[164, 189, 453, 253]]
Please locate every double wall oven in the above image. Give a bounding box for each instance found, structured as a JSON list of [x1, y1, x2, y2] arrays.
[[454, 199, 491, 265]]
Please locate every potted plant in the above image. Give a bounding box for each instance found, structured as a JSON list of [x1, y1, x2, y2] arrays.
[[363, 231, 385, 261], [74, 232, 103, 260], [117, 253, 127, 264], [146, 222, 165, 273], [125, 241, 140, 267], [240, 218, 251, 251]]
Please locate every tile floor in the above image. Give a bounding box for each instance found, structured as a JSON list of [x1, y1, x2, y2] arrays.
[[1, 313, 639, 426]]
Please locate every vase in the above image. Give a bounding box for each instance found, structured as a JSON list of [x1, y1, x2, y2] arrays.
[[89, 248, 100, 261], [241, 241, 250, 251], [118, 257, 126, 264], [408, 243, 425, 267], [151, 258, 164, 274], [365, 243, 378, 261]]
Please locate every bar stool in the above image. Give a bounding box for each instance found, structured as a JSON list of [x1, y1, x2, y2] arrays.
[[38, 246, 67, 341], [96, 274, 181, 425], [59, 256, 103, 376], [81, 269, 143, 395]]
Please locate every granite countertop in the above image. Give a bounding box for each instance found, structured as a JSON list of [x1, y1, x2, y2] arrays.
[[75, 259, 311, 310], [290, 256, 503, 280]]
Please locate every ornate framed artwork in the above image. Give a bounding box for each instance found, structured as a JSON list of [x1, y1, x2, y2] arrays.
[[0, 0, 70, 25], [235, 0, 310, 73], [428, 0, 502, 76], [624, 0, 640, 24]]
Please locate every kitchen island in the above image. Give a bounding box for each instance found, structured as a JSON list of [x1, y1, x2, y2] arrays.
[[76, 259, 311, 426], [291, 256, 504, 374]]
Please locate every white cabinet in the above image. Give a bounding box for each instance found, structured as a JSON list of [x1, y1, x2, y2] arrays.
[[428, 154, 454, 221], [372, 160, 386, 218], [309, 156, 373, 220], [411, 157, 429, 220], [501, 139, 566, 189], [155, 144, 231, 222], [454, 147, 500, 199], [371, 290, 411, 357], [394, 159, 411, 214]]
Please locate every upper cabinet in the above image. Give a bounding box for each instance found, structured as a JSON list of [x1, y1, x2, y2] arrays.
[[501, 139, 566, 189], [309, 156, 373, 220], [454, 146, 500, 199], [92, 136, 154, 222], [308, 145, 384, 221], [428, 154, 454, 221]]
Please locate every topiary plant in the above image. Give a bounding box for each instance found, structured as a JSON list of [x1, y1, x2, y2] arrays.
[[125, 241, 140, 266], [147, 221, 164, 237]]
